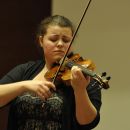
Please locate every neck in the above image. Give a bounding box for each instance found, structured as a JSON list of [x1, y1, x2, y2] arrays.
[[45, 58, 61, 70]]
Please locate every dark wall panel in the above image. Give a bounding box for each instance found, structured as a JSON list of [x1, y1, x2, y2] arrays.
[[0, 0, 52, 77], [0, 1, 52, 130]]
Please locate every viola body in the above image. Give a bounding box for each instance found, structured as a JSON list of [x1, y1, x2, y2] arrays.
[[45, 53, 110, 89]]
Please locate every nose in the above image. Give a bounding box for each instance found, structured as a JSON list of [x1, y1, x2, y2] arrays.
[[57, 40, 64, 47]]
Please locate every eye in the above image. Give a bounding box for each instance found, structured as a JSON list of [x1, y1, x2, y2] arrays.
[[62, 37, 71, 43], [49, 36, 58, 42]]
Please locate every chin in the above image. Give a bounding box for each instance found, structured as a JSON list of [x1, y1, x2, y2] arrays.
[[54, 56, 63, 62]]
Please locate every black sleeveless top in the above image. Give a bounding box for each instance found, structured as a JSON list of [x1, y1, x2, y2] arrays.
[[12, 92, 64, 130]]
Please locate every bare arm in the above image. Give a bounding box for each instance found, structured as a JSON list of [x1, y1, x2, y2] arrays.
[[74, 88, 97, 125], [71, 66, 97, 125], [0, 80, 55, 107], [0, 81, 27, 107]]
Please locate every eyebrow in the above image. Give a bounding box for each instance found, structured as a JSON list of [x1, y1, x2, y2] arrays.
[[49, 34, 72, 38]]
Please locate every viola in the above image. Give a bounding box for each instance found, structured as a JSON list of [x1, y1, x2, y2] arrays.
[[45, 53, 110, 90]]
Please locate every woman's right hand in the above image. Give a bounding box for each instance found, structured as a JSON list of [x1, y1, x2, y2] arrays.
[[23, 80, 56, 100], [0, 80, 56, 107]]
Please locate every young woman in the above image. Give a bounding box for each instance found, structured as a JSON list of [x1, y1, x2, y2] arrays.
[[0, 15, 101, 130]]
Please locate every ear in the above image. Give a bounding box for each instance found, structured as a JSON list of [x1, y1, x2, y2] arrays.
[[38, 36, 44, 47]]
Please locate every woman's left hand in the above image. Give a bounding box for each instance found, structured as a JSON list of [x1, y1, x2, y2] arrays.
[[70, 66, 90, 91]]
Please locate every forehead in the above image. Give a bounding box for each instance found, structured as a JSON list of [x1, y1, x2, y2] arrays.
[[46, 25, 73, 36]]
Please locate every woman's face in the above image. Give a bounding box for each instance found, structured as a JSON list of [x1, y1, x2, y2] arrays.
[[39, 25, 73, 67]]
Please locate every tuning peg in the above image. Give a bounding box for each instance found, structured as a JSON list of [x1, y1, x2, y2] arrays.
[[101, 72, 107, 77], [106, 76, 111, 81]]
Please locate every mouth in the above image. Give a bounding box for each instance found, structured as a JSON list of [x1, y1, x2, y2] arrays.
[[53, 50, 65, 54]]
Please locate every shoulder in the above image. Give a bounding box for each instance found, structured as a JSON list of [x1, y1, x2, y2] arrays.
[[13, 59, 45, 72], [0, 60, 45, 83], [7, 60, 44, 74], [14, 60, 45, 80], [18, 60, 44, 68]]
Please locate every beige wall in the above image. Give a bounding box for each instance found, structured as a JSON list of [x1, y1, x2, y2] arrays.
[[52, 0, 130, 130]]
